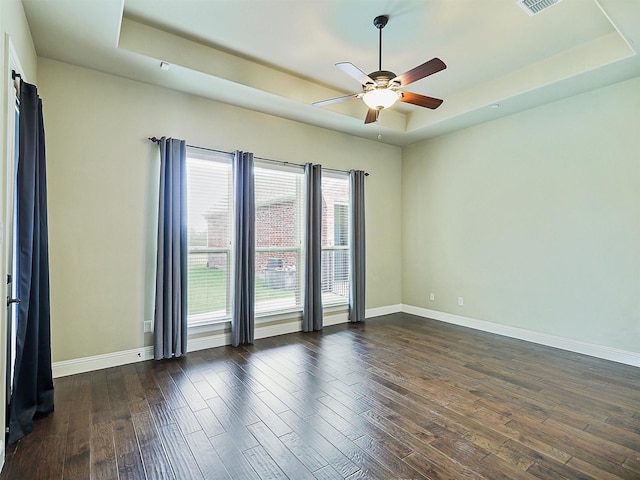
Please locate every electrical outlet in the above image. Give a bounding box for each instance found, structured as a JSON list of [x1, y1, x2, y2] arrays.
[[429, 293, 435, 301], [457, 296, 464, 307], [144, 320, 153, 333]]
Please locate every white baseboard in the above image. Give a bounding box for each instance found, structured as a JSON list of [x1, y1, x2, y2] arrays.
[[325, 312, 348, 326], [402, 304, 640, 368], [52, 346, 155, 378], [55, 303, 636, 378], [187, 332, 231, 353], [52, 312, 351, 378], [366, 304, 402, 318]]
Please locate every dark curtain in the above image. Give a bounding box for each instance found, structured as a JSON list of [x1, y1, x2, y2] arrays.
[[303, 163, 323, 332], [154, 137, 188, 359], [231, 151, 255, 347], [8, 80, 54, 445], [348, 170, 366, 323]]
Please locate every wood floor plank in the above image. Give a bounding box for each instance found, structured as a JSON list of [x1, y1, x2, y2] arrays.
[[209, 432, 261, 479], [153, 368, 188, 410], [131, 410, 176, 480], [280, 409, 360, 478], [150, 400, 177, 427], [116, 450, 147, 480], [112, 417, 147, 479], [157, 422, 204, 479], [169, 369, 209, 412], [90, 422, 118, 480], [107, 368, 132, 421], [173, 406, 203, 436], [205, 396, 260, 451], [243, 445, 289, 480], [135, 363, 166, 405], [90, 373, 112, 426], [247, 421, 316, 480], [304, 412, 398, 479], [352, 434, 428, 480], [192, 379, 218, 400], [193, 406, 226, 438], [279, 430, 329, 473], [312, 464, 345, 480], [184, 430, 232, 479], [62, 423, 91, 480]]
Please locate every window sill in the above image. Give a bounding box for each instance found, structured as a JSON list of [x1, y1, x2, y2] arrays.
[[188, 317, 229, 335], [187, 303, 348, 334]]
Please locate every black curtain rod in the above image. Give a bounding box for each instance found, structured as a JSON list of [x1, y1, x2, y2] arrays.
[[148, 137, 369, 176], [12, 70, 21, 80]]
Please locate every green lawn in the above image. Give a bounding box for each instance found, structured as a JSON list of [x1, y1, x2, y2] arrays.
[[188, 265, 295, 315]]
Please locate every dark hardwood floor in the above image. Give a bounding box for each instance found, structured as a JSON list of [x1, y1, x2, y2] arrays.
[[2, 313, 639, 479]]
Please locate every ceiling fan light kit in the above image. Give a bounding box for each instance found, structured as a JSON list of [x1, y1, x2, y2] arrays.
[[363, 86, 399, 110], [313, 14, 446, 124]]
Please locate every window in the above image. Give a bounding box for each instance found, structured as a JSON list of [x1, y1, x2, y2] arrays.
[[186, 152, 350, 326], [254, 163, 305, 315], [186, 150, 233, 325], [321, 174, 350, 306]]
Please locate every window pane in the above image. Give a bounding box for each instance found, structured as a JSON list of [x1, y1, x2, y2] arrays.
[[187, 153, 232, 323], [254, 164, 304, 315], [321, 175, 350, 305]]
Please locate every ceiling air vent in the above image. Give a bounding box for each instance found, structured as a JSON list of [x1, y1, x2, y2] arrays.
[[518, 0, 564, 16]]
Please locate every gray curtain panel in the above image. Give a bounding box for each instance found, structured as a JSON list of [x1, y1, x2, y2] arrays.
[[232, 151, 256, 346], [349, 170, 366, 322], [8, 80, 54, 445], [303, 163, 323, 332], [154, 137, 188, 359]]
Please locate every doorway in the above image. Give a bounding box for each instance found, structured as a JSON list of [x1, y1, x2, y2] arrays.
[[5, 89, 19, 414]]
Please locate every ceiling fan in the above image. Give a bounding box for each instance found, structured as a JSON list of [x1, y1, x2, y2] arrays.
[[313, 15, 446, 124]]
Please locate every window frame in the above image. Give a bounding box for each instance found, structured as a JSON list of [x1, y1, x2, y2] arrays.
[[320, 171, 351, 307], [185, 148, 234, 327], [253, 160, 306, 318]]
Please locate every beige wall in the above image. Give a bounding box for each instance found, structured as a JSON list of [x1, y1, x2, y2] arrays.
[[37, 58, 403, 363], [402, 75, 640, 353], [1, 0, 37, 80]]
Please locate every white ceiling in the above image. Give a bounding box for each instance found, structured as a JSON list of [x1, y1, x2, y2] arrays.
[[21, 0, 640, 146]]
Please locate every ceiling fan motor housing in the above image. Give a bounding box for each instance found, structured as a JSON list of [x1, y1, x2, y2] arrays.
[[364, 70, 399, 91]]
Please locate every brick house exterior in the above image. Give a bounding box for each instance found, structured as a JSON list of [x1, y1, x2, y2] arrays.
[[202, 178, 349, 287]]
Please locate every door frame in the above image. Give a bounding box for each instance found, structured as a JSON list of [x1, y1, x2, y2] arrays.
[[1, 35, 24, 469]]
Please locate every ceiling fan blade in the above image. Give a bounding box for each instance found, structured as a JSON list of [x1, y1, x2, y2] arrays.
[[313, 93, 360, 107], [399, 91, 444, 109], [364, 108, 378, 124], [336, 62, 375, 86], [392, 58, 446, 87]]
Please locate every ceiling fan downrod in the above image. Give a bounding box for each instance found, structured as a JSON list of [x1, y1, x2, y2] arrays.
[[373, 15, 388, 72]]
